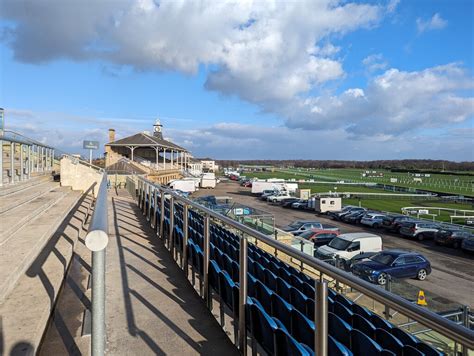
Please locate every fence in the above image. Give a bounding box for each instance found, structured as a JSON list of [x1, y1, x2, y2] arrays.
[[129, 176, 474, 355]]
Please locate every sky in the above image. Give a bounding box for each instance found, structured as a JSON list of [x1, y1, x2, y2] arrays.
[[0, 0, 473, 161]]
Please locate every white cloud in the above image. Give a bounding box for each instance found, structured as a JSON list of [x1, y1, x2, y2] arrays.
[[281, 63, 474, 136], [362, 53, 388, 72], [416, 13, 448, 34]]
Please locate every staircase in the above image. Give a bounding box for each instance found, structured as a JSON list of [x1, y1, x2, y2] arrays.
[[0, 175, 93, 355]]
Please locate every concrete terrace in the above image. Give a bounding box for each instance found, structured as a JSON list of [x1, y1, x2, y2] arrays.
[[105, 189, 237, 354]]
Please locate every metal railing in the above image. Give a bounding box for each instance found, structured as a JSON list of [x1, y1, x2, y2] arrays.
[[85, 173, 109, 356], [133, 176, 474, 354]]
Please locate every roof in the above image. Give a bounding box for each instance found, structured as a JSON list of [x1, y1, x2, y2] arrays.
[[105, 158, 147, 175], [106, 132, 186, 151], [338, 232, 381, 241]]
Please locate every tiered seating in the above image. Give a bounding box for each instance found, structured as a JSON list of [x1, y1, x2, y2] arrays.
[[147, 191, 444, 356]]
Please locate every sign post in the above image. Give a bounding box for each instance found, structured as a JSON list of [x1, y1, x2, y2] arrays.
[[83, 140, 99, 165]]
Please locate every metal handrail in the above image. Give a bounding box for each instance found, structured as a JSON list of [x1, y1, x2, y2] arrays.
[[85, 173, 109, 356], [137, 176, 474, 350]]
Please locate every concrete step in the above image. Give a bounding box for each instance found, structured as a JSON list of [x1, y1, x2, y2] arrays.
[[0, 175, 51, 197], [0, 181, 58, 214], [0, 191, 93, 356], [0, 186, 70, 245], [0, 188, 82, 303]]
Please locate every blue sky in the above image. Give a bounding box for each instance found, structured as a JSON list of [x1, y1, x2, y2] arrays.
[[1, 0, 473, 161]]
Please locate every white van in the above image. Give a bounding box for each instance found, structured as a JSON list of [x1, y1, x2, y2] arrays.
[[315, 233, 382, 262]]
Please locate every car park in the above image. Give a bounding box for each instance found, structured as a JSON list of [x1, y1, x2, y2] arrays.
[[360, 213, 386, 228], [299, 229, 340, 247], [260, 189, 279, 200], [281, 220, 338, 236], [399, 221, 440, 241], [341, 210, 367, 224], [315, 233, 382, 263], [382, 215, 415, 233], [351, 250, 431, 285], [330, 206, 366, 221], [291, 200, 308, 209], [461, 236, 474, 253], [435, 229, 473, 248], [266, 191, 292, 203], [280, 198, 299, 208]]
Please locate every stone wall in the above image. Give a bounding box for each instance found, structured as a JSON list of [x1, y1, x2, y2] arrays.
[[60, 157, 103, 197]]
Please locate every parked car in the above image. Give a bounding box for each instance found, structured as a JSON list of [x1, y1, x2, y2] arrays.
[[281, 220, 338, 236], [351, 250, 431, 285], [399, 221, 440, 241], [331, 206, 367, 221], [327, 206, 357, 219], [280, 198, 300, 208], [260, 189, 279, 200], [267, 192, 292, 203], [360, 213, 386, 228], [382, 215, 415, 233], [300, 229, 340, 247], [315, 233, 382, 263], [291, 200, 308, 209], [461, 236, 474, 253], [341, 210, 367, 224], [435, 229, 473, 248]]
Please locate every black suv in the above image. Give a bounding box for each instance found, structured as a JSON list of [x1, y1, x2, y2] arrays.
[[382, 215, 415, 233], [434, 229, 473, 248]]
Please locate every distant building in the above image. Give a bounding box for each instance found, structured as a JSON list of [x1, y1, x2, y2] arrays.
[[104, 120, 191, 184], [188, 158, 203, 176], [200, 159, 218, 173], [239, 164, 274, 172]]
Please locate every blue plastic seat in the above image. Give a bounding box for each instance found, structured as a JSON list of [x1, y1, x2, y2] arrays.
[[417, 342, 444, 356], [247, 273, 257, 298], [352, 313, 376, 338], [255, 280, 273, 312], [270, 292, 293, 331], [219, 270, 238, 313], [290, 308, 315, 349], [231, 260, 240, 283], [279, 267, 293, 285], [352, 303, 372, 319], [254, 262, 266, 283], [290, 274, 304, 290], [351, 329, 384, 355], [328, 312, 352, 349], [375, 328, 404, 355], [248, 299, 281, 355], [302, 282, 315, 299], [290, 287, 309, 315], [274, 328, 311, 356], [334, 301, 354, 325], [370, 313, 393, 331], [329, 334, 353, 356], [276, 277, 292, 302], [264, 268, 278, 291], [223, 254, 233, 277], [392, 328, 419, 348], [403, 345, 424, 356], [209, 260, 221, 293], [335, 294, 354, 309]]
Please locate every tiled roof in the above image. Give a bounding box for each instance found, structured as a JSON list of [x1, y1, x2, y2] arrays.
[[106, 132, 186, 151]]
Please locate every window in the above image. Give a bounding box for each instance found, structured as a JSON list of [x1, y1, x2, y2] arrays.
[[393, 256, 407, 265], [405, 255, 424, 264], [330, 201, 335, 205], [347, 241, 360, 252], [321, 200, 326, 204]]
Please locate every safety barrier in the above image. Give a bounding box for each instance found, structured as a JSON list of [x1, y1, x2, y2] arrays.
[[132, 176, 474, 355]]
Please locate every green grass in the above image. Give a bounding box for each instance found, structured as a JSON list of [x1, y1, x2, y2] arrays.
[[343, 198, 473, 224], [277, 168, 474, 196]]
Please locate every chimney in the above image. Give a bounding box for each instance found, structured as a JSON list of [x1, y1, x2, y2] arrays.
[[109, 128, 116, 143]]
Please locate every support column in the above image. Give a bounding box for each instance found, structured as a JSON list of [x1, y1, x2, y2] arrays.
[[10, 142, 15, 183], [20, 144, 24, 181], [154, 147, 160, 165], [163, 148, 166, 170], [171, 150, 174, 167], [52, 149, 55, 170], [27, 145, 31, 179]]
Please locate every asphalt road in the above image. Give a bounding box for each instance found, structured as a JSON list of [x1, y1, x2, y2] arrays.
[[194, 182, 474, 308]]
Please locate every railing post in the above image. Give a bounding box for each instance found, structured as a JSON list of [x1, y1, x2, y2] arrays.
[[238, 235, 248, 355], [137, 180, 142, 209], [182, 204, 189, 275], [203, 214, 210, 308], [152, 188, 158, 229], [10, 141, 14, 184], [147, 185, 152, 222], [169, 196, 175, 252], [384, 276, 392, 320], [160, 190, 165, 239], [0, 139, 3, 187], [462, 305, 469, 356], [315, 280, 328, 356]]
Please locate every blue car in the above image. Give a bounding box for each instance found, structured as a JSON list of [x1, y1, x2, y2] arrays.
[[351, 250, 431, 285]]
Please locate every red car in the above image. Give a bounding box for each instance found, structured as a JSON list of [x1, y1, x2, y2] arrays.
[[299, 229, 340, 247]]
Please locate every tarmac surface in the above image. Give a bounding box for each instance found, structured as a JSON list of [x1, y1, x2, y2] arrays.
[[194, 182, 474, 309]]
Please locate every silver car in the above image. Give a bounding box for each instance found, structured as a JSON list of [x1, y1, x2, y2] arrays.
[[399, 221, 440, 241]]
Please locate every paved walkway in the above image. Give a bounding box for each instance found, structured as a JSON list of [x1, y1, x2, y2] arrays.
[[105, 189, 238, 355]]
